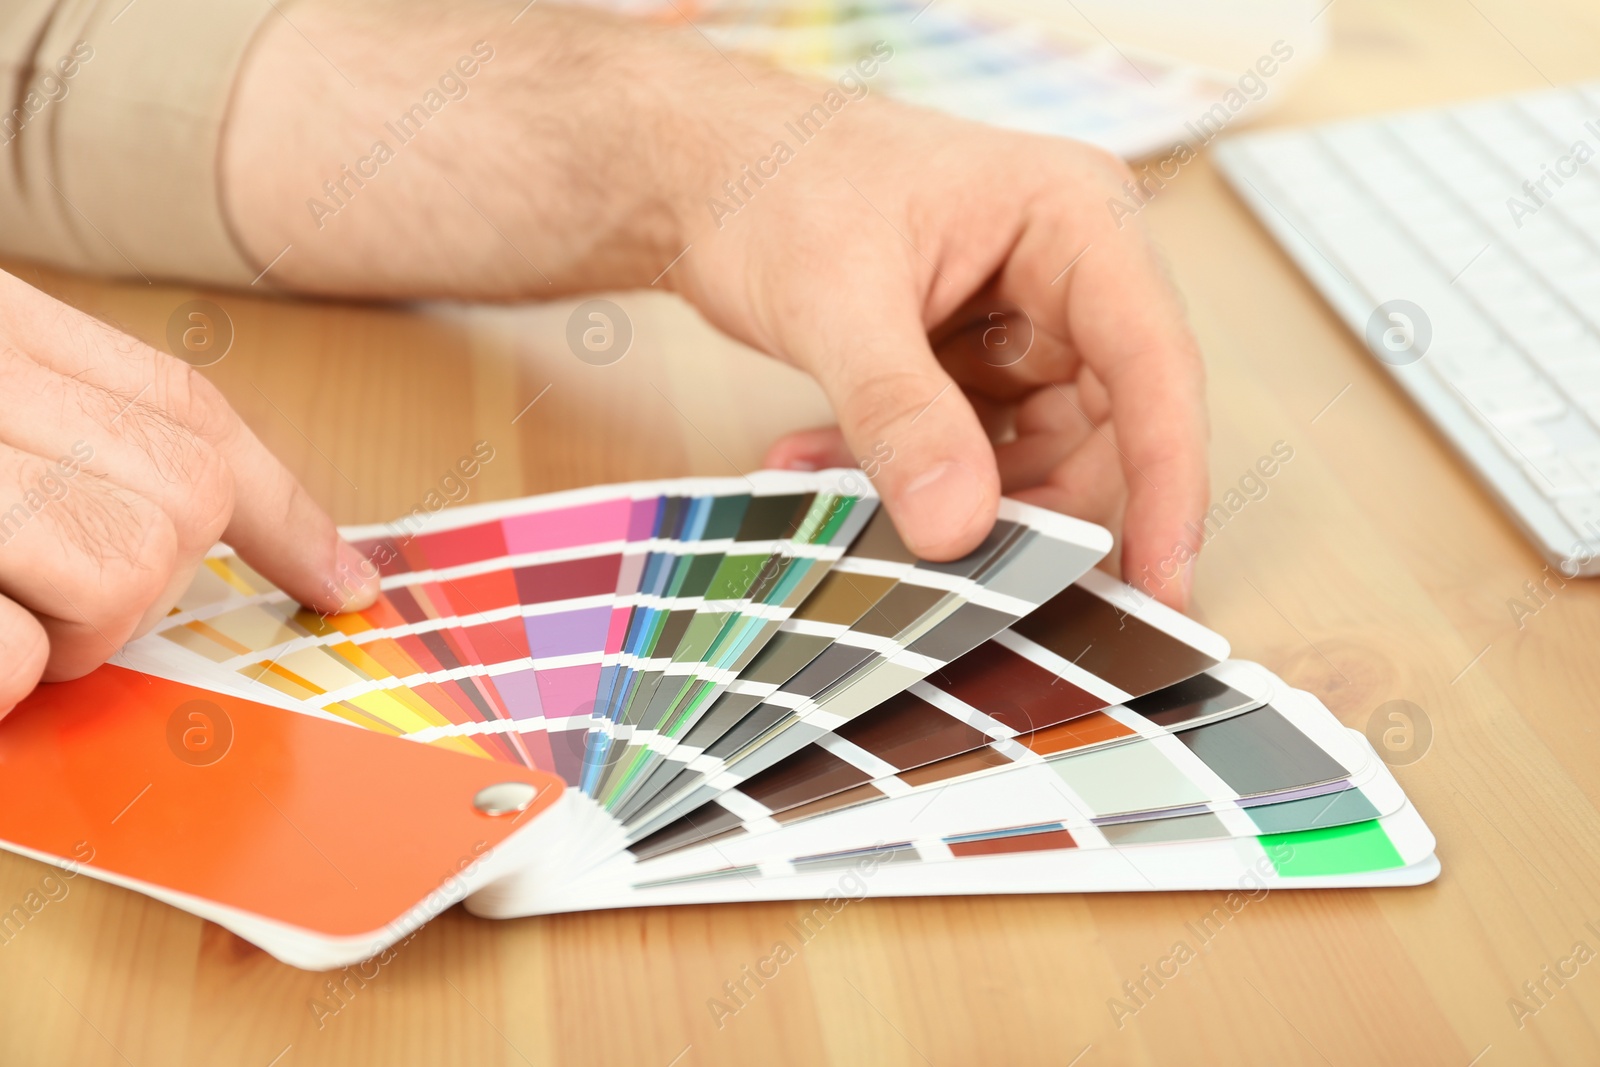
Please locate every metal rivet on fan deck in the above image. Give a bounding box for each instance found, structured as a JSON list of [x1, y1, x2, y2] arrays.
[[473, 781, 539, 816]]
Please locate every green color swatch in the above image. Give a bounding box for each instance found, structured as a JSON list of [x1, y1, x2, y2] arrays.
[[1260, 820, 1404, 877]]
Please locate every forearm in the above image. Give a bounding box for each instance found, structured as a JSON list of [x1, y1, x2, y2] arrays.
[[221, 1, 1209, 588], [222, 0, 798, 299]]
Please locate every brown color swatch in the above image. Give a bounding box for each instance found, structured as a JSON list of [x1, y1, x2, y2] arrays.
[[925, 640, 1102, 733], [790, 570, 898, 626], [772, 782, 888, 824], [835, 690, 992, 769], [1127, 673, 1251, 728], [1011, 585, 1218, 695], [739, 747, 874, 811], [947, 828, 1078, 857], [898, 746, 1013, 787]]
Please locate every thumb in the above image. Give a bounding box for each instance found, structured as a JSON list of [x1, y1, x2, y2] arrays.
[[781, 279, 1000, 560]]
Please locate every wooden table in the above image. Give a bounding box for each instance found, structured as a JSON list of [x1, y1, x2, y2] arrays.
[[5, 0, 1600, 1062]]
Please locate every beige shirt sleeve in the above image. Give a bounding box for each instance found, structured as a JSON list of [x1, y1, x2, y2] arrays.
[[0, 0, 273, 286]]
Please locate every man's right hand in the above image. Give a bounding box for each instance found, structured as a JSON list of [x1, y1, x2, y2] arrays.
[[222, 1, 1207, 608], [0, 269, 377, 715]]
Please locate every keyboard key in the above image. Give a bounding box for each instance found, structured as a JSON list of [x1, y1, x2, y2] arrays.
[[1529, 336, 1600, 369], [1520, 95, 1596, 137], [1537, 243, 1599, 275], [1500, 422, 1557, 457], [1551, 270, 1600, 304], [1458, 268, 1543, 303], [1483, 297, 1572, 336], [1539, 410, 1600, 450], [1571, 450, 1600, 485], [1384, 113, 1459, 148], [1573, 393, 1600, 427], [1523, 454, 1596, 497], [1555, 497, 1600, 541], [1429, 347, 1538, 385], [1515, 313, 1592, 348], [1546, 362, 1600, 395], [1455, 379, 1567, 424]]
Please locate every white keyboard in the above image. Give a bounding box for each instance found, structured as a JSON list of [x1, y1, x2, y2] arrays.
[[1215, 83, 1600, 575]]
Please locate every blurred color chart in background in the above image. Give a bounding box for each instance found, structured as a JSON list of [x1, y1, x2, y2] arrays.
[[591, 0, 1327, 158]]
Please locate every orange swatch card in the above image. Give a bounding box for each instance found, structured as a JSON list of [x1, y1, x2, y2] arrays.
[[0, 665, 564, 966]]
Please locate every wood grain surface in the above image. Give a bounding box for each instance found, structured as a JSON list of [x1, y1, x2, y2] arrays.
[[3, 0, 1599, 1063]]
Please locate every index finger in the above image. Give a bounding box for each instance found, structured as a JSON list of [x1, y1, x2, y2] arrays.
[[0, 272, 378, 613], [1001, 194, 1209, 607]]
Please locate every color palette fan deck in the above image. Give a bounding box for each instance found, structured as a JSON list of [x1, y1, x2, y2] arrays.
[[5, 473, 1435, 969]]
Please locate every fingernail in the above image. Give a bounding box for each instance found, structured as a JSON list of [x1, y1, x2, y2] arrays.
[[782, 457, 819, 472], [333, 540, 381, 612], [897, 460, 983, 556]]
